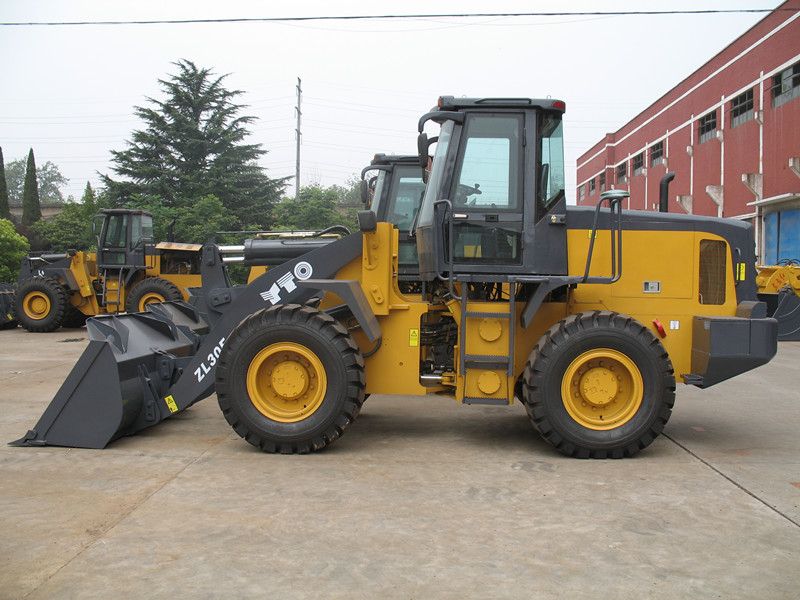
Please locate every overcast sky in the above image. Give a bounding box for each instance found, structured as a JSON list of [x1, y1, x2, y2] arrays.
[[0, 1, 778, 204]]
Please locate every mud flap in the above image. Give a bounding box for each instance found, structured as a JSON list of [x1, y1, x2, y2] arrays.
[[10, 302, 206, 448]]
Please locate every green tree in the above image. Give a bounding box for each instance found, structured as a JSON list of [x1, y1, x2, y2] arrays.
[[0, 147, 10, 220], [81, 181, 98, 213], [4, 157, 68, 206], [31, 202, 90, 252], [331, 174, 363, 206], [22, 149, 41, 226], [0, 218, 29, 283], [103, 60, 287, 229], [273, 185, 358, 231], [28, 182, 107, 253], [126, 193, 237, 244]]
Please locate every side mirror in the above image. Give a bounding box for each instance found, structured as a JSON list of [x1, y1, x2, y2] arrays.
[[417, 132, 429, 169], [357, 210, 378, 232], [360, 179, 370, 205]]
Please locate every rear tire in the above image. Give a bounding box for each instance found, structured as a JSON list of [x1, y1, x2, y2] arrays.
[[125, 277, 182, 313], [522, 311, 675, 458], [0, 283, 18, 329], [216, 304, 366, 453], [15, 277, 70, 332]]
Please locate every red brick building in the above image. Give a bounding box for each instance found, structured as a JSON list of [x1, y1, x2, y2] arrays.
[[576, 1, 800, 263]]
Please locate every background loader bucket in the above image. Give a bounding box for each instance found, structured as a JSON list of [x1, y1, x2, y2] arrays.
[[10, 303, 206, 449], [761, 287, 800, 341]]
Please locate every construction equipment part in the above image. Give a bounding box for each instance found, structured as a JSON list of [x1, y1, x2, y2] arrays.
[[360, 153, 425, 286], [13, 96, 778, 458], [14, 209, 203, 332], [0, 283, 17, 329], [756, 261, 800, 340]]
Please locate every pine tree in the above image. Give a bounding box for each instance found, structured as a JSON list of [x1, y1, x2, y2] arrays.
[[103, 60, 287, 230], [81, 181, 97, 214], [0, 147, 10, 220], [22, 149, 41, 226]]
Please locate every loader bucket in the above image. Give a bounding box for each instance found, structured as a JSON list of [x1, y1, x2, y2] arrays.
[[10, 302, 207, 449]]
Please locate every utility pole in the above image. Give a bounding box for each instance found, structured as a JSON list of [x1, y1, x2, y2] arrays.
[[295, 77, 302, 199]]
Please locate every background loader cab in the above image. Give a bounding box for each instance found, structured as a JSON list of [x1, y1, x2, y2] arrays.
[[360, 154, 426, 284], [15, 208, 202, 332], [92, 208, 155, 268]]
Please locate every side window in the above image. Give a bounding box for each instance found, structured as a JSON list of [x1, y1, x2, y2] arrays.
[[537, 116, 565, 220], [131, 215, 143, 248]]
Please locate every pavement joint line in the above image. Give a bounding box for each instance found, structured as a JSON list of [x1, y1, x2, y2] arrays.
[[663, 432, 800, 529], [23, 452, 207, 600]]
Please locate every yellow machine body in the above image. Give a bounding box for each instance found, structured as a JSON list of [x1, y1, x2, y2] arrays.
[[336, 223, 743, 405]]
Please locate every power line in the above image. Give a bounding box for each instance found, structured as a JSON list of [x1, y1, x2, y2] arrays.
[[0, 9, 792, 27]]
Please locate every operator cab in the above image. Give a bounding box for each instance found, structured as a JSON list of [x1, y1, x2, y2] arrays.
[[361, 154, 426, 279], [415, 96, 567, 282], [94, 209, 155, 268]]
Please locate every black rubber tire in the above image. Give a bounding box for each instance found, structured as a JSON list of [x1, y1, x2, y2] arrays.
[[522, 311, 676, 458], [62, 308, 88, 328], [216, 304, 366, 454], [125, 277, 182, 313], [0, 283, 18, 330], [15, 277, 70, 332]]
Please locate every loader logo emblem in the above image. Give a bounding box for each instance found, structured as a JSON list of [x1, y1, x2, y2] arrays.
[[259, 262, 314, 305]]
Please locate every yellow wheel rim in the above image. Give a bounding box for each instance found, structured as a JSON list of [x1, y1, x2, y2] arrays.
[[561, 349, 643, 430], [246, 342, 327, 423], [23, 291, 51, 321], [137, 292, 165, 311]]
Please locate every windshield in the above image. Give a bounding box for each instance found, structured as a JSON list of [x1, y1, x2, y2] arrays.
[[416, 120, 454, 229]]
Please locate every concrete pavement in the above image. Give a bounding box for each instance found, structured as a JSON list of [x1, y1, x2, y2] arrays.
[[1, 326, 798, 599]]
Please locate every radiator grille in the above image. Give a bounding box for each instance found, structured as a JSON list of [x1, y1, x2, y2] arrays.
[[699, 239, 726, 305]]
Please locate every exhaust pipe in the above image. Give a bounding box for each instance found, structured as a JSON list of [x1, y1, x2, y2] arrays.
[[659, 172, 676, 213]]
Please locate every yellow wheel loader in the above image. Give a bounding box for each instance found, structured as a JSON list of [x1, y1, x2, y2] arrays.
[[14, 209, 202, 332], [12, 97, 778, 458]]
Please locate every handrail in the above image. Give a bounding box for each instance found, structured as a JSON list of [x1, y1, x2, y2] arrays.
[[582, 190, 627, 284]]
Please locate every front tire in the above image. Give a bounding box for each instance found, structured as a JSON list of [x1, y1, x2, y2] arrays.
[[125, 277, 182, 313], [522, 311, 675, 458], [216, 304, 366, 454], [15, 277, 70, 332]]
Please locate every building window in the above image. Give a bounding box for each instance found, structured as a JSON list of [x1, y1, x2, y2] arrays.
[[599, 172, 606, 192], [731, 89, 754, 127], [633, 153, 644, 175], [772, 61, 800, 108], [699, 110, 717, 143], [579, 185, 585, 203], [617, 162, 627, 183], [589, 178, 596, 196], [650, 141, 664, 166]]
